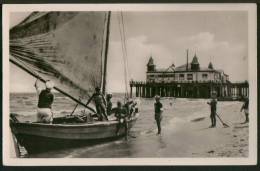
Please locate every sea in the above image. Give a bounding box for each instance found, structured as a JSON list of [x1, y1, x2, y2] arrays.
[[10, 92, 242, 158]]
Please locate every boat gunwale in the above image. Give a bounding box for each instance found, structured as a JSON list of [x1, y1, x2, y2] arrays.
[[11, 114, 139, 128]]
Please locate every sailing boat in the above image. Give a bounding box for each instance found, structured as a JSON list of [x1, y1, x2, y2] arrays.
[[9, 11, 139, 154]]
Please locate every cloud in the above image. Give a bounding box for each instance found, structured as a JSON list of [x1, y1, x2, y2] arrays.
[[179, 32, 229, 51], [107, 35, 173, 93], [107, 31, 248, 93], [163, 32, 247, 81]]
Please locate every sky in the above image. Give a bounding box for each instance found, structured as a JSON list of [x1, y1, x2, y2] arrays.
[[9, 11, 248, 93]]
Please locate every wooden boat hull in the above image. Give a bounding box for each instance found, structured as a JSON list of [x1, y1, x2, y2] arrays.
[[10, 114, 139, 154]]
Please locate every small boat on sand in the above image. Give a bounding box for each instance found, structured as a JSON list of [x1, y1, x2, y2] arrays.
[[10, 113, 139, 154], [9, 11, 139, 154]]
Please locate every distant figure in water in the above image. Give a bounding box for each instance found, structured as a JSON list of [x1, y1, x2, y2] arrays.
[[86, 87, 108, 121], [114, 101, 128, 140], [106, 93, 113, 115], [35, 79, 54, 123], [124, 98, 137, 117], [207, 91, 217, 128], [240, 97, 249, 123], [154, 95, 163, 135], [126, 99, 138, 117]]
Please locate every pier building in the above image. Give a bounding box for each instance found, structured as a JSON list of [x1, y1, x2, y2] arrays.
[[130, 50, 248, 99]]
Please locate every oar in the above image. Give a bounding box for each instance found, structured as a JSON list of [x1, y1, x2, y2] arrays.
[[216, 113, 229, 128], [70, 103, 79, 116]]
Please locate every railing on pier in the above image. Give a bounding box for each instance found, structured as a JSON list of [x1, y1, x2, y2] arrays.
[[129, 80, 249, 100]]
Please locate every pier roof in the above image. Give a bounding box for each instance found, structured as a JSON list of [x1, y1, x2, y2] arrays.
[[145, 55, 228, 75], [191, 54, 199, 64], [147, 57, 155, 66], [174, 63, 223, 73], [208, 62, 214, 69], [155, 68, 173, 72]]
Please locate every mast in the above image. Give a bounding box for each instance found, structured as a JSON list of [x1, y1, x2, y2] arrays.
[[186, 49, 189, 71], [102, 11, 111, 94], [10, 58, 96, 113]]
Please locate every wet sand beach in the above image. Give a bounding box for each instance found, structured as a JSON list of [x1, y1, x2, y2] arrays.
[[10, 93, 248, 158]]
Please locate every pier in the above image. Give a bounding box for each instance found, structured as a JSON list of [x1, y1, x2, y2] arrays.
[[130, 80, 249, 100]]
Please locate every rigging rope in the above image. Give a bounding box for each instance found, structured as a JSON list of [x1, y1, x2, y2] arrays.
[[117, 12, 130, 101], [121, 12, 130, 98]]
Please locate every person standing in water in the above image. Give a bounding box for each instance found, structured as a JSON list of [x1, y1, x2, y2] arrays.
[[114, 101, 128, 140], [240, 97, 249, 123], [207, 91, 217, 128], [35, 79, 55, 123], [106, 93, 113, 115], [154, 95, 163, 135], [86, 87, 108, 121]]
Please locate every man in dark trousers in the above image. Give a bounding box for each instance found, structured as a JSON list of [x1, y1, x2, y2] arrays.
[[35, 79, 55, 123], [154, 95, 163, 135], [207, 91, 217, 128], [86, 87, 108, 121], [106, 93, 113, 115], [114, 101, 128, 140], [240, 97, 249, 123]]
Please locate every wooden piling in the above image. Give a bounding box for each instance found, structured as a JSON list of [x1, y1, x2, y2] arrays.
[[129, 81, 248, 100]]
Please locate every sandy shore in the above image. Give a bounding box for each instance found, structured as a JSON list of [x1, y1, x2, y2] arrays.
[[158, 100, 249, 157], [10, 98, 249, 158]]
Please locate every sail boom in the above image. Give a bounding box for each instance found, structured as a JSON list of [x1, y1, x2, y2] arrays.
[[10, 58, 96, 113]]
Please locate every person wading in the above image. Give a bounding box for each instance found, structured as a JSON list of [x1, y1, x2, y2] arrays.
[[240, 97, 249, 123], [154, 95, 163, 135], [86, 87, 108, 121], [207, 91, 217, 128], [106, 93, 113, 115], [35, 79, 55, 123], [114, 101, 128, 140]]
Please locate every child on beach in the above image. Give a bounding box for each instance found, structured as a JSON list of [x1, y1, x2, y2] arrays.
[[207, 91, 217, 128], [154, 95, 163, 135], [240, 97, 249, 123]]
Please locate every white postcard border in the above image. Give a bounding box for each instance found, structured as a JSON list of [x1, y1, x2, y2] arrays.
[[2, 3, 257, 166]]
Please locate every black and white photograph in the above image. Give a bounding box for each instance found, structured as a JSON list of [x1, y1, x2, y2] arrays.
[[2, 4, 257, 165]]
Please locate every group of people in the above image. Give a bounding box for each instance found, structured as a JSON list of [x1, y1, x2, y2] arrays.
[[86, 86, 138, 138], [86, 86, 137, 119], [34, 79, 137, 137], [154, 90, 250, 134], [34, 79, 249, 137], [207, 91, 249, 128]]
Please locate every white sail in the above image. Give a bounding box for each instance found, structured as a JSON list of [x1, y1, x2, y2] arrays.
[[10, 12, 109, 104]]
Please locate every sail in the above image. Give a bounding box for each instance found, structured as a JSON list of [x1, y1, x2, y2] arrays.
[[10, 12, 108, 104]]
